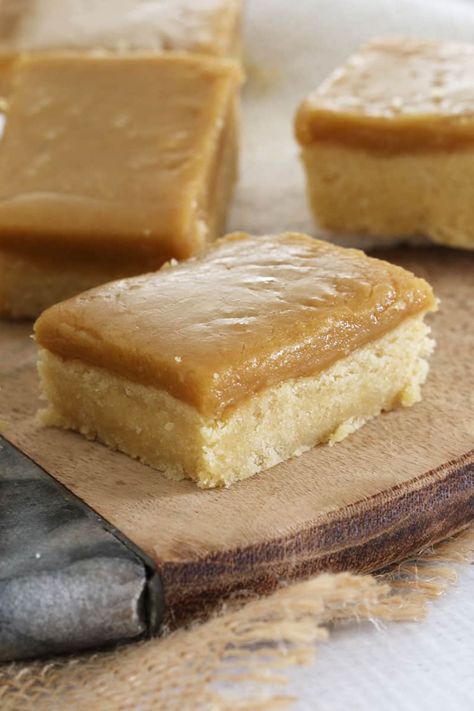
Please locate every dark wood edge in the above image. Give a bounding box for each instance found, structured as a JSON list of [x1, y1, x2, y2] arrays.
[[160, 451, 474, 624]]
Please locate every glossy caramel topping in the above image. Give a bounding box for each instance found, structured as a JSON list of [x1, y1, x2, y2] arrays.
[[0, 52, 241, 260], [0, 55, 13, 109], [296, 38, 474, 152], [0, 0, 242, 58], [35, 232, 436, 418]]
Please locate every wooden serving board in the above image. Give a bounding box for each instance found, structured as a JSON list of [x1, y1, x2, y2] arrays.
[[0, 247, 473, 623]]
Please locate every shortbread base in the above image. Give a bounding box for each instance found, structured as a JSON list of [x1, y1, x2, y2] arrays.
[[0, 249, 144, 319], [302, 144, 474, 250], [37, 316, 434, 488]]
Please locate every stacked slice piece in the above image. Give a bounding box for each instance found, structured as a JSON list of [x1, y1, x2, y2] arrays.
[[0, 1, 243, 317]]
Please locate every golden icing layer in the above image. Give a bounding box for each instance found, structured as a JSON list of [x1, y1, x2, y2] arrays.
[[0, 54, 14, 101], [295, 38, 474, 153], [35, 232, 437, 418], [0, 52, 242, 263]]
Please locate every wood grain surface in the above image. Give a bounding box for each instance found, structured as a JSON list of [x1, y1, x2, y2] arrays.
[[0, 247, 472, 621]]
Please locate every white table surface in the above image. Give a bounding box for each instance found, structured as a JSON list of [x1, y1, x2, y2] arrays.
[[234, 2, 474, 708], [287, 564, 474, 710]]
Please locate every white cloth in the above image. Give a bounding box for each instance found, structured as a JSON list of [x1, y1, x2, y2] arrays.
[[289, 564, 474, 711]]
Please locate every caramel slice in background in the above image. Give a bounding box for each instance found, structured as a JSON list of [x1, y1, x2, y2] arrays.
[[0, 0, 242, 59], [295, 38, 474, 250], [35, 232, 437, 488], [0, 52, 242, 317], [0, 0, 243, 318]]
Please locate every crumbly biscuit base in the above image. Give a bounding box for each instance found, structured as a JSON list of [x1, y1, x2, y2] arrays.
[[0, 250, 142, 319], [37, 316, 434, 488], [302, 144, 474, 250]]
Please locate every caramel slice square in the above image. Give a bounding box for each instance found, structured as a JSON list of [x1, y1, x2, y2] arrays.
[[35, 232, 436, 488], [0, 0, 242, 59], [295, 38, 474, 250], [0, 52, 242, 317]]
